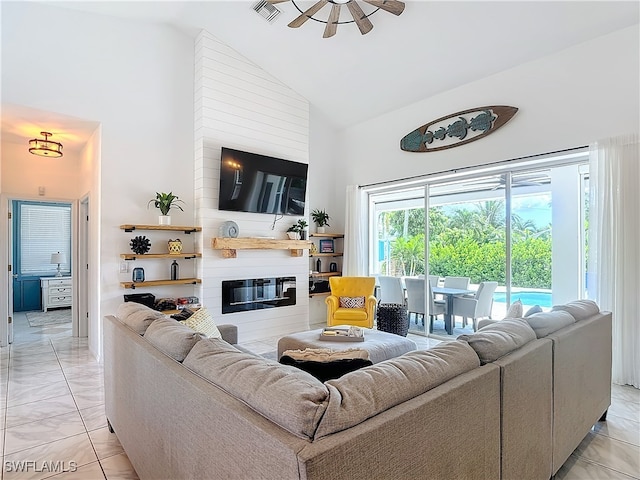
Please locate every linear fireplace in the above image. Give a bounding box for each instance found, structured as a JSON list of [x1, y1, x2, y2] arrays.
[[222, 276, 296, 314]]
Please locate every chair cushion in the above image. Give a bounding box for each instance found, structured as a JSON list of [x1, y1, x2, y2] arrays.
[[524, 310, 576, 338], [333, 308, 368, 321], [339, 296, 365, 308], [178, 307, 221, 339], [184, 338, 328, 440], [458, 318, 537, 364], [315, 340, 480, 438], [144, 317, 203, 362], [116, 302, 166, 335], [551, 299, 599, 321]]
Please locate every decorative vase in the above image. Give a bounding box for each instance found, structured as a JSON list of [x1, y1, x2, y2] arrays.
[[168, 239, 182, 255], [287, 232, 299, 240], [159, 215, 171, 225], [316, 226, 326, 234]]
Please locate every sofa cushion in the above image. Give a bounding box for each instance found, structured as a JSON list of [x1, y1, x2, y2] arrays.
[[339, 296, 365, 308], [314, 340, 480, 438], [144, 317, 203, 362], [184, 338, 329, 440], [524, 310, 576, 338], [280, 348, 372, 382], [116, 302, 166, 335], [178, 307, 221, 339], [458, 318, 537, 364], [551, 299, 600, 321]]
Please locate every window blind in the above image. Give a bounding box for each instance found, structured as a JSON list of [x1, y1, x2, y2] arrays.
[[20, 202, 71, 276]]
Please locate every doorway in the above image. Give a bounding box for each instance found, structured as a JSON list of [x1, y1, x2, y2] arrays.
[[7, 198, 80, 342], [12, 200, 72, 312]]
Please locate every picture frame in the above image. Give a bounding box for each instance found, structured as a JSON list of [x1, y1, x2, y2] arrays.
[[319, 239, 334, 253]]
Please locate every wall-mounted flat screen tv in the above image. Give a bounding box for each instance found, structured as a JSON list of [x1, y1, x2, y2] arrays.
[[218, 147, 308, 216]]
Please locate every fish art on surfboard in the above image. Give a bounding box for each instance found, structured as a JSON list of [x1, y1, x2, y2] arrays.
[[400, 106, 518, 153]]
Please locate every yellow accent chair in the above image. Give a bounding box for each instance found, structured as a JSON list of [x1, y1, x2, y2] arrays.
[[325, 276, 377, 328]]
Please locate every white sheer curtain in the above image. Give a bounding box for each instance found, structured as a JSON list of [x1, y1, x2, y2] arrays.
[[588, 133, 640, 388], [343, 185, 368, 276]]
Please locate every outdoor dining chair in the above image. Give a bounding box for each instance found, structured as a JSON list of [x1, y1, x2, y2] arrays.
[[451, 281, 498, 331]]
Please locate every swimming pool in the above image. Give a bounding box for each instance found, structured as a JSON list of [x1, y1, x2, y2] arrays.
[[493, 291, 552, 308]]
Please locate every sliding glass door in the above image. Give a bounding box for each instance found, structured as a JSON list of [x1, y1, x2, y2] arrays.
[[368, 154, 587, 338]]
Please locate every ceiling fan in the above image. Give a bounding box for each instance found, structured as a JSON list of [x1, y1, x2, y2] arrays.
[[267, 0, 405, 38]]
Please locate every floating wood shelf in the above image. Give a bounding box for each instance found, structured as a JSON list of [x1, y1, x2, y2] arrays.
[[120, 278, 202, 289], [310, 272, 342, 278], [120, 224, 202, 234], [309, 233, 344, 238], [211, 237, 312, 258], [309, 292, 331, 297], [309, 253, 344, 258], [120, 253, 202, 260]]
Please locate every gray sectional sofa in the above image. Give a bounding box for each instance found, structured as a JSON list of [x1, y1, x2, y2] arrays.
[[104, 300, 611, 480]]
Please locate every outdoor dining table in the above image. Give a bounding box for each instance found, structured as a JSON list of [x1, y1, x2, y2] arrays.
[[432, 286, 475, 335]]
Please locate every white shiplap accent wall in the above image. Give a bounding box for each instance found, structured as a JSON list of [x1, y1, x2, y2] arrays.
[[194, 31, 311, 342]]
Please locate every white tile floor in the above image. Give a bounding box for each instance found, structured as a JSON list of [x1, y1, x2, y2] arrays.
[[1, 312, 638, 479]]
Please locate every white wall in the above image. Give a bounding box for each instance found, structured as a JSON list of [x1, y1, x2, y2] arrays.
[[1, 2, 195, 358], [194, 31, 311, 341], [1, 142, 83, 198], [335, 25, 640, 227]]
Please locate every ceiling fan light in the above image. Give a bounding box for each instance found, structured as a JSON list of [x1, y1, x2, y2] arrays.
[[28, 131, 63, 158], [331, 0, 351, 4]]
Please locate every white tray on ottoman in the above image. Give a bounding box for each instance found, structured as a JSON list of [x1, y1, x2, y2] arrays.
[[277, 327, 416, 364]]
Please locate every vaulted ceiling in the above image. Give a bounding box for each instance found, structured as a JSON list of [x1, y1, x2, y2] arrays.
[[5, 0, 638, 143]]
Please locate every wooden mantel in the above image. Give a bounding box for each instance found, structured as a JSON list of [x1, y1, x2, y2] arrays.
[[211, 237, 312, 258]]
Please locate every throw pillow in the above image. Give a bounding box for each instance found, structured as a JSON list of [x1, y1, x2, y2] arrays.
[[339, 296, 365, 309], [179, 307, 221, 339], [525, 310, 576, 338], [524, 305, 543, 317], [504, 299, 523, 318], [458, 318, 537, 364]]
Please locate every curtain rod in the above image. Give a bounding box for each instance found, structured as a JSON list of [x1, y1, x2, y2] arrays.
[[359, 145, 588, 189]]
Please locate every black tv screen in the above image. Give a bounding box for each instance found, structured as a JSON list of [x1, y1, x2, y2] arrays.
[[218, 147, 308, 216]]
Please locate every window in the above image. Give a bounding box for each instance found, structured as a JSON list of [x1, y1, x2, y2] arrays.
[[16, 201, 71, 276]]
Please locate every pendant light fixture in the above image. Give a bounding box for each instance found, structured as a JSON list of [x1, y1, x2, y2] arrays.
[[29, 131, 64, 157]]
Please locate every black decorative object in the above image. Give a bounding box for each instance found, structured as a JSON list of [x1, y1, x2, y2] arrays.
[[130, 236, 151, 255], [171, 260, 179, 281], [376, 303, 409, 337], [400, 105, 518, 152], [132, 267, 145, 283]]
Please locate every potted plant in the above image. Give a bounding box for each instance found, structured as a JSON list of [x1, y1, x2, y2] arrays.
[[147, 192, 185, 225], [286, 224, 300, 240], [297, 219, 308, 240], [311, 209, 330, 234]]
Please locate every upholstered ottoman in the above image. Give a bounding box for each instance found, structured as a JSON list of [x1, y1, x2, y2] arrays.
[[277, 328, 416, 364]]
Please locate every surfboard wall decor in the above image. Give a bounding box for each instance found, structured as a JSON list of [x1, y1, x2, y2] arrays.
[[400, 105, 518, 152]]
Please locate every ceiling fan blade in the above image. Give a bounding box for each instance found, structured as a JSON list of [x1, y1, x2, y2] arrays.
[[266, 0, 291, 4], [347, 1, 374, 35], [362, 0, 405, 16], [323, 4, 341, 38], [288, 0, 328, 28]]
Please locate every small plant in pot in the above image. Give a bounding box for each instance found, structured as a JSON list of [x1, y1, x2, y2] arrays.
[[147, 192, 185, 225], [286, 224, 300, 240], [286, 219, 309, 240], [311, 209, 330, 234], [297, 219, 308, 240]]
